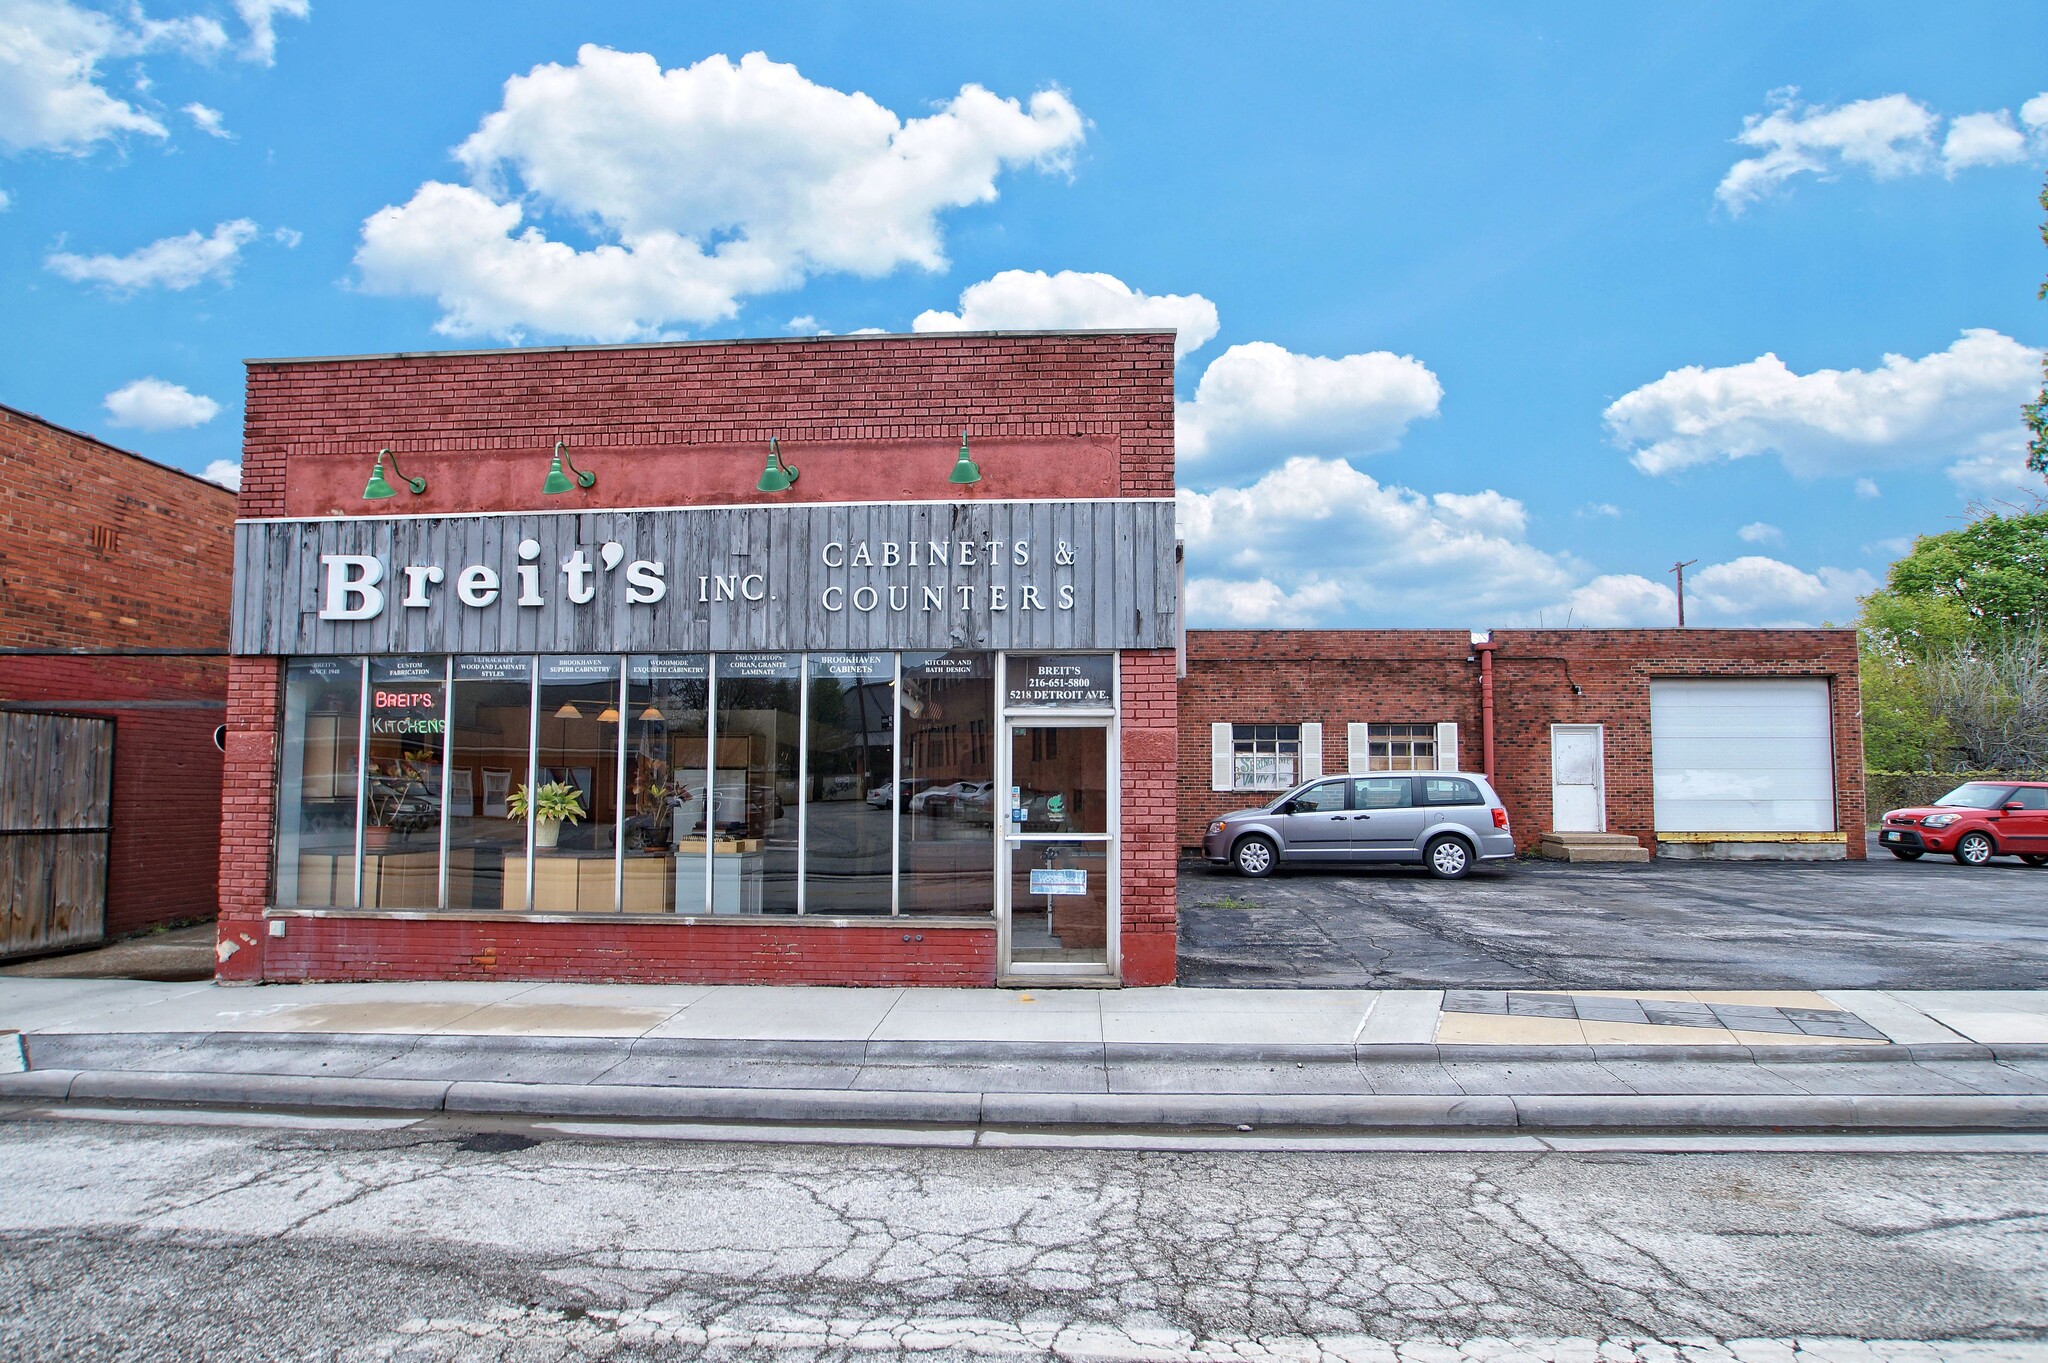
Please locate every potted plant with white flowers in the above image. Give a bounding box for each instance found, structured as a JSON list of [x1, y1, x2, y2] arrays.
[[508, 780, 586, 848]]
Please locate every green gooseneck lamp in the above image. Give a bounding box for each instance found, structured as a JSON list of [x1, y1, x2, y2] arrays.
[[363, 448, 425, 500], [542, 439, 596, 495], [947, 429, 982, 485], [757, 437, 799, 492]]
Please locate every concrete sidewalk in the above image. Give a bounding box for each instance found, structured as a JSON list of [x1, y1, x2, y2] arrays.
[[6, 978, 2048, 1132]]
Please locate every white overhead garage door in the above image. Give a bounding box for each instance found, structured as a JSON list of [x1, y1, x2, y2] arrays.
[[1650, 680, 1835, 833]]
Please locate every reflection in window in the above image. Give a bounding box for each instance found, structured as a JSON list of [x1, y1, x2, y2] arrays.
[[712, 654, 800, 915], [627, 655, 708, 915], [364, 657, 447, 908], [275, 658, 361, 908], [805, 652, 894, 914], [446, 657, 532, 911], [527, 656, 620, 913], [900, 652, 993, 915]]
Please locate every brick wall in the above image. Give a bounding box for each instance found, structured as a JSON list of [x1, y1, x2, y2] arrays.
[[1, 404, 235, 651], [0, 655, 227, 937], [1179, 628, 1864, 859], [227, 332, 1179, 985]]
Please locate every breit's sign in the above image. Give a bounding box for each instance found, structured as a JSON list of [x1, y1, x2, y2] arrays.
[[231, 500, 1177, 657]]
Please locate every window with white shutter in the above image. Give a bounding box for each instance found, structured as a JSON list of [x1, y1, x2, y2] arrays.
[[1222, 724, 1302, 792]]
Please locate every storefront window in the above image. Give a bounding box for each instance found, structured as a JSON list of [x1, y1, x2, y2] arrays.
[[804, 652, 894, 914], [711, 653, 800, 915], [900, 651, 994, 916], [627, 654, 709, 915], [363, 657, 447, 908], [529, 656, 622, 913], [446, 657, 532, 911], [274, 657, 362, 908]]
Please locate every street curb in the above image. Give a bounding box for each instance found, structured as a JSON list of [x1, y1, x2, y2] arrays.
[[9, 1067, 2048, 1130], [20, 1030, 2048, 1070]]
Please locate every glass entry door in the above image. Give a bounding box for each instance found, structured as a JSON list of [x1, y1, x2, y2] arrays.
[[1002, 722, 1113, 975]]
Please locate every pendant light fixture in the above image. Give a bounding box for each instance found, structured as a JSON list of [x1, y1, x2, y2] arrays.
[[947, 429, 981, 485], [756, 437, 799, 492], [542, 439, 596, 495], [362, 448, 426, 500], [554, 701, 583, 720]]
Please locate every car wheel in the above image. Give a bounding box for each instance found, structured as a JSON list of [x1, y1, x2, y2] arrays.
[[1425, 835, 1472, 880], [1888, 848, 1924, 860], [1952, 831, 1996, 866], [2023, 854, 2048, 867], [1231, 835, 1278, 878]]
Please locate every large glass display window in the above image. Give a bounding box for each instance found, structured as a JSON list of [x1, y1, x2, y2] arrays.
[[525, 656, 623, 913], [627, 654, 709, 915], [363, 657, 447, 909], [274, 657, 362, 908], [899, 652, 995, 916], [710, 653, 800, 915], [803, 652, 894, 914], [446, 656, 533, 911]]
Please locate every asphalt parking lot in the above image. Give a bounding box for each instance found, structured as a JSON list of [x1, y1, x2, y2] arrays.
[[1177, 839, 2048, 990]]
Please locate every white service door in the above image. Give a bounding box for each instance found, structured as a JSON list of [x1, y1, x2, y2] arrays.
[[1550, 725, 1605, 831], [1650, 679, 1834, 832]]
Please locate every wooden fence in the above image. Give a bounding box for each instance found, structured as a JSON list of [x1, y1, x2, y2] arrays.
[[1, 709, 112, 959]]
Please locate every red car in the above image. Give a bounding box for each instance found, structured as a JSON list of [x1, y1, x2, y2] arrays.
[[1879, 780, 2048, 866]]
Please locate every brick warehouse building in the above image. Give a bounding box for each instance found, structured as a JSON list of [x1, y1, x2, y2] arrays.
[[1180, 628, 1865, 862], [217, 331, 1180, 987], [0, 403, 236, 956]]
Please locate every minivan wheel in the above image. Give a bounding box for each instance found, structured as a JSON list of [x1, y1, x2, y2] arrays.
[[1425, 836, 1472, 880], [1953, 831, 1996, 866], [1232, 835, 1279, 878]]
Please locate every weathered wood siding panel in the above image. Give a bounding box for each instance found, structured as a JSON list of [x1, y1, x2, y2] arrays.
[[0, 710, 113, 959], [232, 500, 1178, 656]]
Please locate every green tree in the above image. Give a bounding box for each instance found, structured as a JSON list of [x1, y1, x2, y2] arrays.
[[2030, 174, 2048, 482], [1860, 509, 2048, 658]]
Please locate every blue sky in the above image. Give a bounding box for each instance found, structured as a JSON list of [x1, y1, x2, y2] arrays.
[[4, 1, 2045, 628]]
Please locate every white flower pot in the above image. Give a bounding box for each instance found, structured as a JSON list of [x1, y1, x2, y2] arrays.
[[535, 817, 562, 849]]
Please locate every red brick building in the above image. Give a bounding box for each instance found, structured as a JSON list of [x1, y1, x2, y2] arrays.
[[218, 332, 1180, 987], [1181, 628, 1865, 861], [0, 403, 235, 949]]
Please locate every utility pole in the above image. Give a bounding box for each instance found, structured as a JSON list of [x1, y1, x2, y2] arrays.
[[1670, 559, 1698, 628]]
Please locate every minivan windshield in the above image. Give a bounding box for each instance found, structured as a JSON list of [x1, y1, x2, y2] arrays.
[[1935, 783, 2017, 809]]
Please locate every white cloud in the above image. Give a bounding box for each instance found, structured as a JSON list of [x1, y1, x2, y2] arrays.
[[1178, 456, 1877, 629], [1177, 457, 1582, 626], [355, 47, 1086, 342], [1942, 110, 2028, 172], [1737, 521, 1782, 544], [271, 224, 300, 247], [1604, 329, 2041, 487], [785, 314, 819, 333], [232, 0, 307, 65], [103, 377, 219, 429], [201, 458, 240, 490], [913, 269, 1219, 360], [182, 101, 227, 138], [1718, 91, 1936, 212], [0, 0, 169, 153], [1175, 341, 1442, 481], [1865, 535, 1915, 559], [46, 217, 259, 290], [0, 188, 10, 210], [1855, 477, 1881, 499], [1688, 556, 1877, 626], [1718, 88, 2048, 209], [1575, 501, 1621, 519]]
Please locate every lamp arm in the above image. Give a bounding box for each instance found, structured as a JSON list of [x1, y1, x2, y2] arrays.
[[556, 440, 597, 490], [383, 448, 427, 495]]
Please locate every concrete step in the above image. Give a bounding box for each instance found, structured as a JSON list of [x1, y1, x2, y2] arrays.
[[1538, 831, 1650, 863]]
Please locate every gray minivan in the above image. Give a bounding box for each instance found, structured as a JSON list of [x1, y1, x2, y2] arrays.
[[1202, 773, 1516, 879]]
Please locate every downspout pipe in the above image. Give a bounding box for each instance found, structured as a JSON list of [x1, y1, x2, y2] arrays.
[[1473, 636, 1497, 781]]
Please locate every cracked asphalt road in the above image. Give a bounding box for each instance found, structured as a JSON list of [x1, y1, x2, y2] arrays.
[[1178, 852, 2048, 989], [2, 1116, 2045, 1360]]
